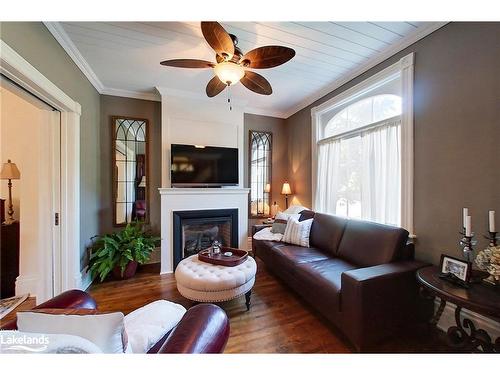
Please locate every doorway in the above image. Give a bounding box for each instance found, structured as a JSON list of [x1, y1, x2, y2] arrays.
[[0, 75, 62, 302]]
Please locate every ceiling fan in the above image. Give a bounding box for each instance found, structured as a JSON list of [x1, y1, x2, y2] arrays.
[[160, 22, 296, 98]]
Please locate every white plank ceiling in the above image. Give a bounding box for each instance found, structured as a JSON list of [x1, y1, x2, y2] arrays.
[[58, 22, 443, 118]]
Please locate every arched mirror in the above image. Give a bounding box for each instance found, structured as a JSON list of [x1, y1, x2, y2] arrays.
[[249, 130, 272, 217], [112, 117, 149, 226]]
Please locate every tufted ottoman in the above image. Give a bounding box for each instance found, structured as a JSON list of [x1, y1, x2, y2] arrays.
[[175, 254, 257, 310]]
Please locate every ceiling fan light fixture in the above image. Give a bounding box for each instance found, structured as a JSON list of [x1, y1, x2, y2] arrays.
[[214, 61, 245, 86]]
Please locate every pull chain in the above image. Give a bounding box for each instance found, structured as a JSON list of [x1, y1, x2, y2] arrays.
[[226, 83, 232, 111]]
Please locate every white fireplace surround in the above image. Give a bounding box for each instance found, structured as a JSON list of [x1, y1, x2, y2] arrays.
[[157, 88, 250, 274], [159, 188, 249, 273]]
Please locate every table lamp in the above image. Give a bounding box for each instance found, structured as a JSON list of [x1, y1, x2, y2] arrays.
[[1, 159, 21, 224], [281, 182, 292, 209]]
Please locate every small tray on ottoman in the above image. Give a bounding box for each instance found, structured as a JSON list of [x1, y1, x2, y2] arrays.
[[198, 247, 249, 267]]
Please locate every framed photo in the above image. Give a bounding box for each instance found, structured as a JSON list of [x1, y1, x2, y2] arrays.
[[439, 254, 471, 282]]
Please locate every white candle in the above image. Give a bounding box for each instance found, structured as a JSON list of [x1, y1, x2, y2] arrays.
[[465, 215, 472, 237], [463, 208, 469, 229], [489, 210, 496, 232]]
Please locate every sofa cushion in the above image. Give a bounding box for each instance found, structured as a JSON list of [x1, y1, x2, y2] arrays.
[[273, 244, 330, 266], [309, 213, 348, 256], [337, 219, 409, 267], [295, 258, 357, 308]]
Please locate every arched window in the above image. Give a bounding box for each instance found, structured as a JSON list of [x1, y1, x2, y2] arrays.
[[316, 92, 402, 226], [324, 94, 401, 139]]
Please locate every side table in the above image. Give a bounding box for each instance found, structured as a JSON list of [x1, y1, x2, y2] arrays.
[[417, 266, 500, 352]]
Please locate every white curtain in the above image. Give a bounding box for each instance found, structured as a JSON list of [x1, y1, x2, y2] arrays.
[[360, 118, 401, 226], [315, 117, 401, 226], [315, 138, 341, 214]]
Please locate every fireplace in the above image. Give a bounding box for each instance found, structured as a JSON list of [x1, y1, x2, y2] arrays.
[[172, 209, 238, 268]]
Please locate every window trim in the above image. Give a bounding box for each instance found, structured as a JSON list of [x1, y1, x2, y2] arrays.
[[311, 53, 415, 236]]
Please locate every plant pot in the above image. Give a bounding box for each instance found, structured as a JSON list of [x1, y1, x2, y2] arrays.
[[112, 261, 138, 280]]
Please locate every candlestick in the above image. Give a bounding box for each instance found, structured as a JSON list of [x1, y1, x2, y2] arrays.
[[460, 235, 475, 263], [465, 215, 472, 237], [489, 210, 496, 233], [485, 231, 498, 247], [463, 208, 469, 229]]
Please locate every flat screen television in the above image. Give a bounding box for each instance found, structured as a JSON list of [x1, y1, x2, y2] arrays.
[[170, 144, 239, 187]]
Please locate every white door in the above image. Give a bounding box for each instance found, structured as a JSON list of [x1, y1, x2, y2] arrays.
[[0, 75, 62, 301]]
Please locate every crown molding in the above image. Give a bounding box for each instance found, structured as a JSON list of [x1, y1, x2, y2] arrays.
[[101, 87, 161, 102], [244, 106, 287, 119], [282, 22, 449, 119], [43, 22, 104, 93]]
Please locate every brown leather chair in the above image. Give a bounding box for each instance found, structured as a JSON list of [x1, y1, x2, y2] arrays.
[[254, 211, 432, 352], [3, 289, 230, 354]]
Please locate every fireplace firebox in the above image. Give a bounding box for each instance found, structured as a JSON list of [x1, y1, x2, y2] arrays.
[[172, 209, 238, 268]]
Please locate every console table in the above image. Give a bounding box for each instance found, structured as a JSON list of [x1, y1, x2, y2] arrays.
[[0, 221, 20, 298], [417, 266, 500, 352]]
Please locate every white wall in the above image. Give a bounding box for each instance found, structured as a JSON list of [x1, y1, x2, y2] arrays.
[[157, 89, 245, 188], [0, 80, 57, 300]]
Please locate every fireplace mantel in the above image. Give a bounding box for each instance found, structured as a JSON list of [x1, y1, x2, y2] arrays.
[[159, 188, 250, 274], [159, 188, 250, 196]]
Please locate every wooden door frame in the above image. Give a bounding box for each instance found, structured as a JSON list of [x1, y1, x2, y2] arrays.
[[0, 39, 82, 302]]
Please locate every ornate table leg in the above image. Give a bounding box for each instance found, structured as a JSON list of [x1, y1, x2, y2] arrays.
[[430, 299, 446, 327], [447, 306, 498, 352], [245, 290, 252, 311]]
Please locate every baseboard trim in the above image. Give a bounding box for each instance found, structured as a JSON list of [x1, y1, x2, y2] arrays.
[[435, 298, 500, 339], [15, 275, 39, 298]]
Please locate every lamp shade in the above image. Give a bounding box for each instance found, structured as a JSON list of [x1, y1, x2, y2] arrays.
[[281, 182, 292, 195], [0, 159, 20, 180], [264, 183, 271, 193], [138, 176, 146, 188]]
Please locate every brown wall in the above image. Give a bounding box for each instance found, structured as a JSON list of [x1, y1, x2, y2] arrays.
[[285, 22, 500, 265], [100, 95, 162, 235], [244, 113, 288, 230], [0, 22, 101, 269]]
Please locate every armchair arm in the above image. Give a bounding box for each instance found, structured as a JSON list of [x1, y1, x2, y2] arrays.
[[34, 289, 97, 310], [340, 261, 430, 351], [1, 289, 97, 330], [157, 304, 230, 354]]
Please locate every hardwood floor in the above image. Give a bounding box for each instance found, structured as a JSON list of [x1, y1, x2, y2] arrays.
[[89, 258, 452, 353]]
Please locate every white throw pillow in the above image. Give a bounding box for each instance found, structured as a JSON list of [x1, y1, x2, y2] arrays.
[[124, 300, 186, 353], [282, 217, 314, 247], [0, 330, 103, 354], [16, 311, 126, 353], [271, 212, 300, 234]]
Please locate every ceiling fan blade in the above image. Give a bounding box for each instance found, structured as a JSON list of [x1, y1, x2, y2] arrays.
[[206, 76, 227, 97], [240, 71, 272, 95], [201, 22, 235, 59], [240, 46, 295, 69], [160, 59, 215, 68]]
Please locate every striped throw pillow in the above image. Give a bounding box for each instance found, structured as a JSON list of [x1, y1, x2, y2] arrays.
[[282, 218, 314, 247]]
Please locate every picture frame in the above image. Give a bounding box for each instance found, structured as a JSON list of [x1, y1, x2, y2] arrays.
[[439, 254, 471, 282]]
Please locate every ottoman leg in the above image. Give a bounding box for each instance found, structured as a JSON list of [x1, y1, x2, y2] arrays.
[[245, 290, 252, 311]]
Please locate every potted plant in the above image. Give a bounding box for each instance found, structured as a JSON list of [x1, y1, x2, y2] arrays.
[[89, 222, 160, 282]]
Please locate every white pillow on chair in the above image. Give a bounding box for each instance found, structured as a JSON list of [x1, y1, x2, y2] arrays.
[[16, 311, 126, 353], [282, 217, 314, 247]]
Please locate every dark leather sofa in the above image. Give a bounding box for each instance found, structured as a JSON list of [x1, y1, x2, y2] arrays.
[[2, 289, 230, 353], [253, 210, 431, 352]]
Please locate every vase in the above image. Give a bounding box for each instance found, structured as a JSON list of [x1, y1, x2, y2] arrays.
[[112, 261, 138, 280]]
